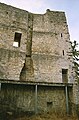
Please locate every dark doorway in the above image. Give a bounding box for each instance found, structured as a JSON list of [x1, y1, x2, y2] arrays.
[[62, 69, 68, 83], [47, 102, 52, 112]]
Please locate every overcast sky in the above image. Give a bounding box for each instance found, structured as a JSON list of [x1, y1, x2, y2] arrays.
[[0, 0, 79, 43]]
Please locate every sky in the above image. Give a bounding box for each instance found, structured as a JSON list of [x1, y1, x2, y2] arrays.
[[0, 0, 79, 44]]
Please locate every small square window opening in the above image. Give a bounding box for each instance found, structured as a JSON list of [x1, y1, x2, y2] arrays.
[[13, 32, 22, 47], [61, 33, 63, 37], [63, 50, 64, 56]]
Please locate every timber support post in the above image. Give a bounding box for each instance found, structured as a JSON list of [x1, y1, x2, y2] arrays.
[[35, 84, 38, 114], [65, 85, 69, 115]]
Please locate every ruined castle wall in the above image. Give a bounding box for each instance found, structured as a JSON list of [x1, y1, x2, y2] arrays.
[[0, 3, 74, 83], [0, 83, 73, 114], [32, 11, 73, 83], [37, 85, 73, 113], [0, 3, 29, 80], [0, 83, 35, 112], [0, 3, 28, 51], [0, 3, 76, 116]]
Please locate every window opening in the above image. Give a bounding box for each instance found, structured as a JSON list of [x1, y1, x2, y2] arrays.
[[63, 50, 64, 56], [61, 33, 63, 37], [62, 69, 68, 83], [13, 32, 22, 47]]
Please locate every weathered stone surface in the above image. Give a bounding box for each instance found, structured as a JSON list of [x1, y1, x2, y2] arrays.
[[0, 48, 25, 80], [0, 3, 74, 83], [0, 83, 73, 114], [0, 2, 77, 116]]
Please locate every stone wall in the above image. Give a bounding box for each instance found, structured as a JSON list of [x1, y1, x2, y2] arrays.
[[0, 3, 28, 51], [0, 48, 25, 80], [0, 2, 78, 116], [32, 10, 73, 83], [0, 3, 74, 83], [0, 3, 28, 80], [0, 83, 73, 114], [72, 84, 79, 115]]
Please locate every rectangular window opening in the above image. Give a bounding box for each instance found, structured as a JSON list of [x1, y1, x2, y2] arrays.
[[63, 50, 64, 56], [62, 69, 68, 83], [13, 32, 22, 47], [61, 33, 63, 37]]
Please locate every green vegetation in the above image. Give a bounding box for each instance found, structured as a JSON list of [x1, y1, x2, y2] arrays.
[[71, 40, 79, 82]]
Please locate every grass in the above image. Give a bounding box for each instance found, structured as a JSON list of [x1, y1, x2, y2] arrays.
[[14, 112, 78, 120]]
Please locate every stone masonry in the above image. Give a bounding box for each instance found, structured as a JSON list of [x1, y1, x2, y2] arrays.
[[0, 3, 74, 83], [0, 2, 77, 116]]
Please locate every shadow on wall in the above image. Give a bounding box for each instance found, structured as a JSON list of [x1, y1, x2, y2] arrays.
[[20, 58, 34, 81], [20, 63, 26, 81]]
